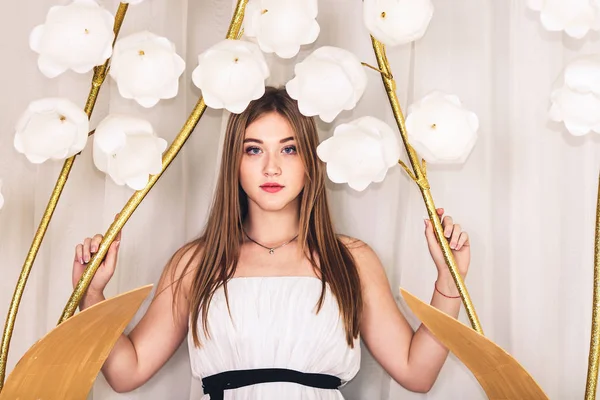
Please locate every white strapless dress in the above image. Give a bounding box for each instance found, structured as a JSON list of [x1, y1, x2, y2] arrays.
[[188, 276, 361, 399]]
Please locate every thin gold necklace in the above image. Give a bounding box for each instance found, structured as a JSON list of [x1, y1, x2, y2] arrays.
[[243, 229, 299, 255]]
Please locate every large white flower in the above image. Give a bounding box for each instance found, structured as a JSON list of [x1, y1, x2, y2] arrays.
[[549, 55, 600, 135], [317, 116, 400, 191], [527, 0, 600, 38], [29, 0, 115, 78], [363, 0, 434, 47], [192, 39, 270, 113], [93, 115, 167, 190], [110, 31, 186, 108], [286, 46, 367, 123], [14, 98, 89, 164], [405, 91, 479, 164], [244, 0, 320, 58]]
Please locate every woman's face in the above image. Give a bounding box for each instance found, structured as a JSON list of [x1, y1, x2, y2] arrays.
[[239, 112, 306, 213]]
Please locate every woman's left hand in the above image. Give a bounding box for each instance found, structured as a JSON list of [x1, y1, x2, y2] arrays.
[[424, 208, 470, 280]]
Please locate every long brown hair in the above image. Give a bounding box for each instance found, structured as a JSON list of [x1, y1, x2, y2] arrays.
[[174, 87, 362, 347]]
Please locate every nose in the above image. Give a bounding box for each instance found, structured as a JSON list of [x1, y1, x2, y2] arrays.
[[263, 153, 281, 177]]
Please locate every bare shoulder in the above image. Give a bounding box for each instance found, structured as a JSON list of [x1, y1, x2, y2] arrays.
[[159, 240, 204, 299], [172, 241, 203, 270], [338, 235, 379, 272], [337, 234, 366, 250], [336, 234, 384, 277]]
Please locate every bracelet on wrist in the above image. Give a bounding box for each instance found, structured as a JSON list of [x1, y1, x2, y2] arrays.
[[434, 281, 461, 299]]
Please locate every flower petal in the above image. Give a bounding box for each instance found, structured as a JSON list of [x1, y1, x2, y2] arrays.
[[564, 54, 600, 94], [286, 46, 367, 122], [406, 91, 479, 164], [319, 116, 399, 191], [244, 0, 320, 58], [14, 98, 89, 163], [110, 31, 186, 107], [363, 0, 434, 47], [531, 0, 600, 38], [193, 39, 269, 113], [93, 115, 167, 189], [31, 0, 115, 77]]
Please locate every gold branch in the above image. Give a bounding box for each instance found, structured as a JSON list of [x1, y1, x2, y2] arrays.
[[0, 3, 130, 391], [585, 172, 600, 399], [58, 0, 250, 324], [370, 35, 483, 334], [398, 160, 416, 182], [361, 62, 393, 80]]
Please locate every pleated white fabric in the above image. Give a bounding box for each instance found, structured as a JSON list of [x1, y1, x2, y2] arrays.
[[188, 277, 361, 399]]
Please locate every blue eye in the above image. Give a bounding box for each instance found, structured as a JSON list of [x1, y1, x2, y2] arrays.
[[245, 146, 262, 155], [282, 145, 297, 155]]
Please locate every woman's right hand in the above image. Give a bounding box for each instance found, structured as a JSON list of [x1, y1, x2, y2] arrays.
[[72, 225, 122, 297]]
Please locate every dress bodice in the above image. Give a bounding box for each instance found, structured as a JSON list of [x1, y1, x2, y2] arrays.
[[188, 276, 361, 399]]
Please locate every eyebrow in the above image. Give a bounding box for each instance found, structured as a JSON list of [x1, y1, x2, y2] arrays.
[[243, 136, 295, 144]]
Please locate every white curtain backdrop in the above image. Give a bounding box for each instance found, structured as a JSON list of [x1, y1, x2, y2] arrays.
[[1, 0, 599, 399]]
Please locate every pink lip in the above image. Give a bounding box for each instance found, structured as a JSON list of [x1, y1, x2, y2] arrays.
[[260, 183, 284, 193]]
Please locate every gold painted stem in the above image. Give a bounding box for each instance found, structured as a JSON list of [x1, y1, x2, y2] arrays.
[[58, 0, 249, 324], [0, 4, 129, 391], [370, 36, 483, 334], [585, 172, 600, 400]]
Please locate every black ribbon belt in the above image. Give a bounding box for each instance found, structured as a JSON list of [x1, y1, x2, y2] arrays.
[[202, 368, 342, 400]]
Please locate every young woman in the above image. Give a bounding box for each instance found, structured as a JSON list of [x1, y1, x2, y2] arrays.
[[73, 87, 470, 399]]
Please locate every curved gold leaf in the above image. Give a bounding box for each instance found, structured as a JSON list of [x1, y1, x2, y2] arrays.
[[0, 285, 152, 400], [401, 288, 548, 399]]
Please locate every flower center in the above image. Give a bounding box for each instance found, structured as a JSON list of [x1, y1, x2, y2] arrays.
[[234, 57, 239, 63], [84, 28, 90, 34], [431, 123, 437, 129], [381, 11, 386, 19], [138, 50, 145, 56], [261, 9, 268, 14], [59, 115, 67, 122]]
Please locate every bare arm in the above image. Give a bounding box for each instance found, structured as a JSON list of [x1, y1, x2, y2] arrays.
[[356, 242, 461, 393], [76, 242, 198, 393], [347, 209, 470, 393]]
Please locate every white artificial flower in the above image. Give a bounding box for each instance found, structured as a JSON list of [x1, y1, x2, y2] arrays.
[[286, 46, 368, 123], [527, 0, 600, 38], [29, 0, 115, 78], [317, 116, 400, 191], [93, 115, 167, 190], [405, 91, 479, 164], [14, 98, 89, 164], [110, 31, 186, 108], [0, 180, 4, 211], [244, 0, 320, 58], [192, 39, 270, 113], [549, 55, 600, 135], [363, 0, 434, 47]]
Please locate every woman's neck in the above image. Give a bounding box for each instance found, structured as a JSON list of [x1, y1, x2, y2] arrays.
[[243, 200, 300, 246]]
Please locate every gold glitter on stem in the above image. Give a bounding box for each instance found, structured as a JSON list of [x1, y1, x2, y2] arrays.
[[361, 62, 392, 80], [370, 36, 483, 334], [58, 0, 249, 324], [585, 172, 600, 400], [0, 3, 130, 391]]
